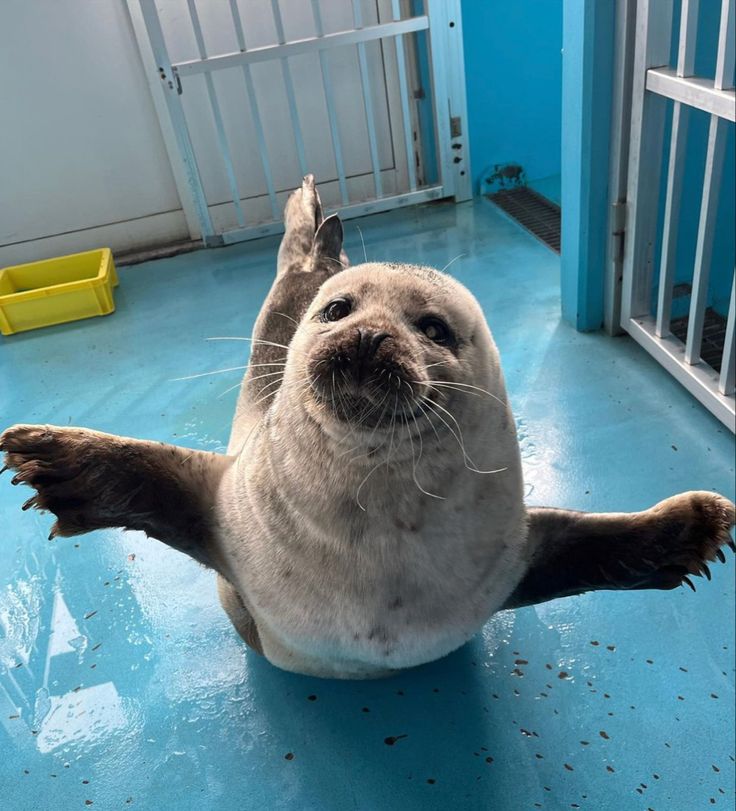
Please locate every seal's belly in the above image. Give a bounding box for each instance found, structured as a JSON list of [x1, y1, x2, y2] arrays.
[[240, 532, 525, 678], [253, 592, 485, 679]]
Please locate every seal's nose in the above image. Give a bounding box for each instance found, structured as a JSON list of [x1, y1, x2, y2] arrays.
[[357, 328, 391, 365], [334, 328, 391, 383]]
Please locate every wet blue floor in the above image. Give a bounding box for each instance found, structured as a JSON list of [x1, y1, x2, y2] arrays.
[[1, 199, 734, 810]]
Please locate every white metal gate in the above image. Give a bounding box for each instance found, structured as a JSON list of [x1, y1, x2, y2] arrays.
[[618, 0, 735, 430], [127, 0, 470, 247]]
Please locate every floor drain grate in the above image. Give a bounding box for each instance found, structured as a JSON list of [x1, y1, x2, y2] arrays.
[[671, 307, 728, 372], [488, 187, 561, 253]]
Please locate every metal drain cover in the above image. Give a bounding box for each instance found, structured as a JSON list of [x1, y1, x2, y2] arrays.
[[488, 187, 561, 253], [671, 308, 728, 373]]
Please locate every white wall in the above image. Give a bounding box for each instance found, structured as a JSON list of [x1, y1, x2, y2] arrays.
[[0, 1, 189, 267]]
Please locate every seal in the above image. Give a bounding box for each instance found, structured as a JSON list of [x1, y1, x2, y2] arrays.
[[2, 176, 734, 679]]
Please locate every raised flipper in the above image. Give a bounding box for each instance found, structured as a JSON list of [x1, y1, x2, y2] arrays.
[[229, 175, 348, 446], [504, 491, 735, 609], [0, 424, 232, 570]]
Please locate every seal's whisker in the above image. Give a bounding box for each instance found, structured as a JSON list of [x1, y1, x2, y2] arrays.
[[220, 371, 285, 400], [206, 337, 290, 350], [247, 370, 288, 384], [414, 397, 443, 447], [254, 376, 286, 397], [339, 373, 390, 444], [247, 381, 284, 410], [422, 360, 453, 371], [324, 255, 349, 270], [440, 253, 467, 273], [330, 370, 337, 422], [386, 394, 399, 470], [420, 396, 506, 475], [352, 387, 390, 434], [416, 379, 507, 407], [342, 389, 394, 462], [355, 457, 384, 512], [235, 373, 312, 458], [172, 365, 248, 382], [218, 381, 248, 399], [342, 407, 393, 464], [270, 311, 299, 326], [173, 360, 288, 383], [402, 398, 444, 501], [420, 396, 475, 468], [355, 394, 400, 511], [355, 224, 368, 264]]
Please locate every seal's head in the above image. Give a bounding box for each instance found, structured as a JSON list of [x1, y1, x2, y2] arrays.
[[283, 263, 502, 439]]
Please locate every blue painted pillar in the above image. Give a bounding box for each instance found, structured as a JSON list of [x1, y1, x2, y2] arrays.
[[561, 0, 615, 331]]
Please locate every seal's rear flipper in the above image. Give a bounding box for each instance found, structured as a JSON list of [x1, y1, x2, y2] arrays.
[[231, 176, 348, 431], [504, 492, 735, 609], [277, 174, 348, 275], [1, 424, 233, 570]]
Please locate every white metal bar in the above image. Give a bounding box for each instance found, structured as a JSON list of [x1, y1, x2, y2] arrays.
[[220, 186, 444, 245], [655, 102, 690, 337], [173, 17, 430, 76], [186, 0, 246, 228], [719, 273, 736, 395], [137, 0, 215, 241], [352, 0, 383, 198], [715, 0, 735, 90], [656, 0, 701, 332], [391, 0, 418, 192], [228, 0, 279, 221], [604, 0, 636, 335], [270, 0, 308, 177], [621, 0, 674, 324], [311, 1, 349, 206], [646, 69, 736, 121], [437, 0, 472, 201], [126, 0, 205, 239], [625, 315, 735, 429], [677, 0, 699, 76], [685, 115, 727, 364], [425, 0, 455, 199]]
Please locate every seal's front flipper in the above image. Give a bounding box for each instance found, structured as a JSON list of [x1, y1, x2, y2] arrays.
[[504, 492, 735, 609], [1, 424, 232, 569]]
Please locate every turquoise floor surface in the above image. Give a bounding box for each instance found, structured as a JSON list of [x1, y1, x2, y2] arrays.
[[1, 199, 733, 810]]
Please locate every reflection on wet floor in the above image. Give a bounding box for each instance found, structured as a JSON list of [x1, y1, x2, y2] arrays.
[[1, 199, 734, 810]]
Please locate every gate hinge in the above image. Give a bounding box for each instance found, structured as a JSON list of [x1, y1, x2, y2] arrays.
[[611, 201, 627, 264], [158, 65, 183, 95], [450, 116, 462, 138]]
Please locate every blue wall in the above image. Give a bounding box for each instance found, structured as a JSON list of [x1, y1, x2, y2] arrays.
[[460, 0, 733, 330], [461, 0, 563, 194], [559, 0, 614, 331]]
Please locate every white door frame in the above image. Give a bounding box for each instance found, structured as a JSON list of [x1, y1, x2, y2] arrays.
[[126, 0, 471, 247]]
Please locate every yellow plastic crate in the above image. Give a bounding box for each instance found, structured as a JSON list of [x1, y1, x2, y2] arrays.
[[0, 248, 118, 335]]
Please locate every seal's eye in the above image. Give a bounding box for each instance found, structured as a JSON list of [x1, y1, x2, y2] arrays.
[[418, 316, 452, 345], [322, 298, 352, 322]]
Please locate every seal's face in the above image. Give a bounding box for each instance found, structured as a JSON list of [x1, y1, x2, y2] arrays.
[[285, 263, 488, 434]]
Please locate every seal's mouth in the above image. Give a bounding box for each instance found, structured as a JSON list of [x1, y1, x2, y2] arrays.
[[308, 329, 419, 427]]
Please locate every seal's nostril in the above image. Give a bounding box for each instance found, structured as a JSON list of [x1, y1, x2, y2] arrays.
[[370, 332, 391, 356], [357, 329, 392, 363]]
